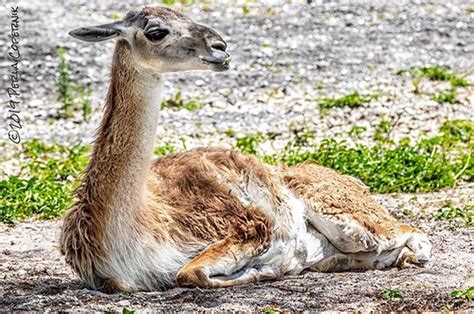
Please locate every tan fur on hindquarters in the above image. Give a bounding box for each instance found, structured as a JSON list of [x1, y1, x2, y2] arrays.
[[283, 162, 431, 265]]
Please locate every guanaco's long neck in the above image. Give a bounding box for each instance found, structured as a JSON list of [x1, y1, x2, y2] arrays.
[[82, 40, 162, 213]]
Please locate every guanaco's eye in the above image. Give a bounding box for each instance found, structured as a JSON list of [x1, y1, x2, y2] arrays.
[[145, 28, 169, 42]]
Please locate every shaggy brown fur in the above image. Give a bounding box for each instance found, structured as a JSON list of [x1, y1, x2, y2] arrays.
[[149, 148, 273, 244]]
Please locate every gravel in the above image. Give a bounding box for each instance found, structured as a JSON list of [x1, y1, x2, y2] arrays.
[[0, 0, 473, 311]]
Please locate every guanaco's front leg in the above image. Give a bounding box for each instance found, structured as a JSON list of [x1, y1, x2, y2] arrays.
[[176, 236, 279, 288]]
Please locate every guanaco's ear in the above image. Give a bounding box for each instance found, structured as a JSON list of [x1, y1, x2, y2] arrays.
[[69, 21, 124, 42]]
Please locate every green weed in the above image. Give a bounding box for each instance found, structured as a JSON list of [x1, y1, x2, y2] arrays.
[[381, 288, 404, 300], [224, 129, 236, 137], [75, 83, 93, 121], [432, 90, 456, 104], [110, 12, 122, 20], [450, 286, 474, 300], [154, 142, 176, 156], [122, 308, 135, 314], [56, 48, 93, 120], [317, 91, 376, 111], [241, 4, 251, 15], [162, 91, 201, 111], [236, 133, 265, 155], [373, 119, 394, 143], [348, 126, 367, 139], [412, 75, 422, 94], [56, 48, 73, 116], [434, 204, 473, 226], [315, 82, 325, 90], [399, 66, 470, 88], [418, 66, 469, 87], [440, 119, 474, 144], [262, 306, 277, 314]]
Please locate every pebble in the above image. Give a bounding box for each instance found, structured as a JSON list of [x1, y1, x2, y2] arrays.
[[118, 300, 131, 307], [195, 79, 205, 86], [17, 269, 27, 278]]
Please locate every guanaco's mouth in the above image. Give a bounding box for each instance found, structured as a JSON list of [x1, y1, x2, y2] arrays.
[[199, 55, 231, 72]]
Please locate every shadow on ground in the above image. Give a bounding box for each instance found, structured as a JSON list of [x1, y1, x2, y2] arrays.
[[0, 220, 472, 311]]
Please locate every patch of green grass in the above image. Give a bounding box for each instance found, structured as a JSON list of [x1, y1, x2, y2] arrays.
[[224, 128, 236, 137], [440, 119, 474, 144], [434, 204, 473, 226], [450, 286, 474, 300], [262, 306, 277, 314], [154, 142, 176, 156], [237, 119, 474, 193], [0, 140, 89, 223], [315, 82, 325, 90], [373, 119, 394, 143], [241, 4, 251, 15], [421, 121, 473, 150], [348, 126, 367, 139], [236, 133, 265, 155], [399, 66, 470, 88], [419, 66, 453, 81], [381, 288, 404, 300], [56, 48, 93, 120], [161, 91, 201, 111], [122, 308, 135, 314], [432, 90, 456, 104], [317, 91, 376, 111], [282, 139, 469, 193], [419, 120, 474, 181], [418, 66, 469, 87]]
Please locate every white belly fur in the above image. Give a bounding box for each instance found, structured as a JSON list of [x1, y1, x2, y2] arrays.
[[250, 187, 337, 274]]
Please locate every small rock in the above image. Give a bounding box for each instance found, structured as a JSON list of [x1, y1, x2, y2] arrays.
[[17, 269, 27, 278], [195, 79, 205, 86], [118, 300, 130, 307]]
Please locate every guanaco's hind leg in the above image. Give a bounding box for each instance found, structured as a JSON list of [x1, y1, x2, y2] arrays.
[[176, 237, 280, 288], [284, 162, 432, 270], [312, 245, 428, 272], [306, 211, 431, 261]]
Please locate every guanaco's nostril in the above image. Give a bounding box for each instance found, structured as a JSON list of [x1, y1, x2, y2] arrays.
[[211, 42, 226, 51]]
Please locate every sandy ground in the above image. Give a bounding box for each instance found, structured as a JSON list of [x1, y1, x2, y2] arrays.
[[1, 186, 473, 312]]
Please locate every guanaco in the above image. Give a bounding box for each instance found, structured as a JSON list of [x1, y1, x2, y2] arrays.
[[60, 6, 431, 292]]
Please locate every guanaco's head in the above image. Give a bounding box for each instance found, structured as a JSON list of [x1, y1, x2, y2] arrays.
[[69, 6, 230, 72]]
